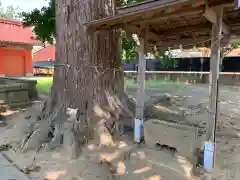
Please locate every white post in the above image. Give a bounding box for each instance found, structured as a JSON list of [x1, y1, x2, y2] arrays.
[[205, 7, 223, 172], [134, 25, 147, 143], [235, 0, 240, 9]]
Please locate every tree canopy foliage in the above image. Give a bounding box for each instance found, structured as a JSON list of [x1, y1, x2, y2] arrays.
[[20, 0, 55, 44], [0, 1, 19, 19], [20, 0, 239, 63], [20, 0, 143, 61]]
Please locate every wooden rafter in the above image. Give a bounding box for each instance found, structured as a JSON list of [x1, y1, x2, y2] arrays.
[[116, 0, 190, 14], [159, 24, 212, 35], [156, 35, 211, 47], [130, 7, 205, 25], [122, 23, 213, 44], [203, 6, 230, 34], [85, 0, 239, 48], [123, 23, 213, 41], [235, 0, 240, 9], [84, 0, 196, 30], [208, 0, 234, 7], [123, 24, 162, 42]]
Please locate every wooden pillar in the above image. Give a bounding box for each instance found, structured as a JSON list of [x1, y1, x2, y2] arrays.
[[134, 25, 148, 143], [207, 7, 222, 142], [206, 7, 223, 169], [235, 0, 240, 9]]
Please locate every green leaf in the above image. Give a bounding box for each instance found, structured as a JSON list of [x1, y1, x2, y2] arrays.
[[20, 0, 55, 44]]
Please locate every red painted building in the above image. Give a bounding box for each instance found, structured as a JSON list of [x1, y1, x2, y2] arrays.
[[33, 45, 56, 62], [32, 45, 55, 76], [0, 18, 40, 77]]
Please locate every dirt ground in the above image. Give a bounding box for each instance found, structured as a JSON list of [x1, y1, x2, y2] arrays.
[[1, 85, 240, 180]]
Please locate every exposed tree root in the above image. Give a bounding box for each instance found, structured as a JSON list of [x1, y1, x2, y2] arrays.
[[16, 89, 132, 157], [123, 93, 185, 121], [17, 90, 188, 159]]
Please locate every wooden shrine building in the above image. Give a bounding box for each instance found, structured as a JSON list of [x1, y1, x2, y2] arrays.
[[86, 0, 240, 168]]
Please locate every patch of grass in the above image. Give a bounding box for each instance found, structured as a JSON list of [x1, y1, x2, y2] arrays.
[[25, 77, 53, 94], [25, 77, 183, 94], [125, 79, 183, 89]]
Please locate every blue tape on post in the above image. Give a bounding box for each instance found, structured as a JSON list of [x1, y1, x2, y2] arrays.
[[204, 141, 214, 172], [134, 117, 143, 143]]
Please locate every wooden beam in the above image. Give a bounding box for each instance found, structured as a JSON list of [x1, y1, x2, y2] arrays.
[[85, 0, 197, 31], [206, 7, 223, 170], [116, 0, 190, 14], [131, 7, 205, 25], [123, 24, 162, 42], [134, 24, 148, 143], [154, 33, 240, 49], [235, 0, 240, 9], [207, 9, 222, 142], [191, 0, 206, 7], [203, 6, 230, 34], [123, 23, 212, 43], [208, 0, 233, 8], [156, 35, 211, 47], [159, 23, 212, 36]]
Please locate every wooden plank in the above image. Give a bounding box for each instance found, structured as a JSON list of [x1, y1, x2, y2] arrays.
[[120, 9, 207, 43], [123, 24, 162, 42], [158, 23, 212, 36], [135, 26, 147, 119], [155, 35, 211, 48], [84, 0, 192, 30], [235, 0, 240, 9], [207, 7, 223, 142], [207, 7, 223, 168], [131, 7, 205, 25], [208, 0, 234, 7], [154, 34, 240, 49], [134, 25, 148, 143], [203, 6, 230, 34], [116, 0, 190, 14]]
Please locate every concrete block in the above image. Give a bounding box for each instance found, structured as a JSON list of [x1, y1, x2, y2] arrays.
[[144, 119, 198, 161], [8, 90, 29, 107], [0, 92, 7, 104], [0, 154, 29, 180]]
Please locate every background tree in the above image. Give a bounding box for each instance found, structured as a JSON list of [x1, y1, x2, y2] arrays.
[[20, 0, 143, 61], [20, 0, 55, 44], [0, 1, 19, 19], [20, 0, 171, 64]]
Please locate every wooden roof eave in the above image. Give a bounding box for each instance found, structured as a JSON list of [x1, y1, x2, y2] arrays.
[[85, 9, 206, 44], [0, 40, 41, 46], [85, 0, 237, 48], [84, 0, 196, 31], [116, 0, 193, 14], [84, 1, 207, 44]]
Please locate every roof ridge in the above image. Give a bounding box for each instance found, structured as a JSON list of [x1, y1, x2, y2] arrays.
[[34, 45, 55, 54], [0, 18, 22, 26]]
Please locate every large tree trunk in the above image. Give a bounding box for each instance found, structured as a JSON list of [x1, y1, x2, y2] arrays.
[[19, 0, 132, 158]]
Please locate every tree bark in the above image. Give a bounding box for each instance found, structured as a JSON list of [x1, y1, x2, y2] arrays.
[[19, 0, 132, 158]]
